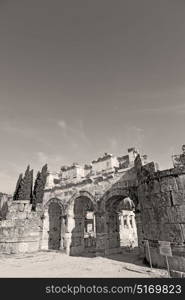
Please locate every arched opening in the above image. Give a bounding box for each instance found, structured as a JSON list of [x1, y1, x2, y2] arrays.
[[69, 195, 96, 256], [105, 195, 138, 255], [41, 199, 66, 251], [117, 198, 138, 249]]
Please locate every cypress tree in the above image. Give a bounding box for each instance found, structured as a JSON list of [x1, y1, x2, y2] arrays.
[[32, 171, 41, 210], [32, 164, 48, 210], [13, 173, 23, 200], [17, 173, 25, 200], [40, 164, 48, 194], [22, 165, 29, 199], [13, 165, 34, 201], [30, 169, 33, 202]]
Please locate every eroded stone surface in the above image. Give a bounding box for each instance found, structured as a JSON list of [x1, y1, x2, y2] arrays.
[[1, 148, 185, 275]]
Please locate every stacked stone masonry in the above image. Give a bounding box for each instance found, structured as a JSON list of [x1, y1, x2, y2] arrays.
[[0, 201, 42, 253], [1, 147, 185, 277], [136, 156, 185, 275]]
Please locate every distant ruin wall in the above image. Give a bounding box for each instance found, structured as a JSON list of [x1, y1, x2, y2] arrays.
[[136, 157, 185, 275], [1, 154, 185, 277], [43, 166, 138, 207], [0, 201, 42, 254]]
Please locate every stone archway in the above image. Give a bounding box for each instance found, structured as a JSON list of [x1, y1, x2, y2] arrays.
[[66, 191, 97, 256], [118, 198, 138, 248], [40, 198, 66, 251], [96, 188, 141, 256], [105, 195, 138, 254]]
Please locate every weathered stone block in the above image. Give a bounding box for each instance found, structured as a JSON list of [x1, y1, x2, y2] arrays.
[[180, 224, 185, 241], [172, 244, 185, 257], [160, 176, 178, 192], [142, 208, 155, 225], [143, 223, 160, 240], [170, 270, 185, 278], [175, 174, 185, 191], [160, 192, 172, 207], [152, 206, 163, 223], [159, 223, 184, 243], [18, 203, 25, 212], [140, 193, 153, 209], [0, 220, 14, 227], [148, 179, 161, 194], [171, 190, 185, 206], [164, 206, 185, 223]]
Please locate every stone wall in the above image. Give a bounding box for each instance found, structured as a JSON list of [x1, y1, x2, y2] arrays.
[[0, 201, 42, 253], [43, 165, 138, 208], [135, 156, 185, 275], [2, 150, 185, 276]]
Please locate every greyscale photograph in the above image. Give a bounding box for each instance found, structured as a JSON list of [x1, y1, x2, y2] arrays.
[[0, 0, 185, 279]]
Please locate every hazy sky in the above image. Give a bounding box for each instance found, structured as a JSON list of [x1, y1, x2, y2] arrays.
[[1, 0, 185, 193]]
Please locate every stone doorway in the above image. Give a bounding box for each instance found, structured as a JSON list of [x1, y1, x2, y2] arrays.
[[105, 196, 138, 255], [69, 195, 96, 256], [41, 199, 66, 251], [48, 202, 62, 250], [84, 210, 96, 251], [118, 208, 138, 249]]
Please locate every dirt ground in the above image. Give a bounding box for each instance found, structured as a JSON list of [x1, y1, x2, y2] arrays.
[[0, 250, 168, 278]]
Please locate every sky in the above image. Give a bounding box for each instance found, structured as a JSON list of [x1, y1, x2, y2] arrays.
[[1, 0, 185, 193]]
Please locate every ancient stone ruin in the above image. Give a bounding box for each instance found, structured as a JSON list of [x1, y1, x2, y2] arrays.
[[1, 146, 185, 277], [0, 193, 10, 221]]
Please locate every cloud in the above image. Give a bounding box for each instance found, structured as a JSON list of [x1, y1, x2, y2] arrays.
[[0, 171, 16, 194], [0, 121, 35, 136], [114, 86, 185, 115], [37, 152, 48, 165], [0, 120, 48, 145], [0, 171, 12, 181], [138, 104, 185, 115], [125, 126, 145, 154], [36, 151, 66, 171], [57, 119, 90, 145], [108, 137, 118, 151], [131, 87, 185, 115], [57, 120, 67, 129]]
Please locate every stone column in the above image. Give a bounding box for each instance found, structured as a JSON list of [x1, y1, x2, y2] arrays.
[[119, 212, 123, 247], [93, 213, 96, 236], [59, 216, 66, 251], [40, 211, 49, 250], [95, 212, 108, 256], [65, 213, 75, 255], [135, 211, 144, 256]]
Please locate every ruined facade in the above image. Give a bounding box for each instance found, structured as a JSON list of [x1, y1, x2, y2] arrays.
[[41, 148, 140, 256], [1, 147, 185, 277]]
